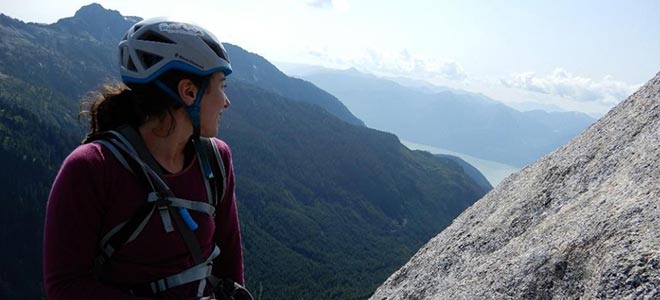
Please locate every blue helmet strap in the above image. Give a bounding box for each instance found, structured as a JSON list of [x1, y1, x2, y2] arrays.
[[152, 78, 214, 179], [188, 78, 209, 138], [153, 78, 210, 138], [189, 78, 213, 179], [153, 79, 182, 105]]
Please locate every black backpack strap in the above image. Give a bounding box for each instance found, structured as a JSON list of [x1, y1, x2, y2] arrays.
[[93, 197, 158, 277], [89, 128, 206, 274], [102, 130, 177, 232], [89, 128, 230, 298], [116, 125, 166, 175], [200, 137, 227, 209], [168, 205, 204, 264], [89, 132, 158, 192], [89, 134, 163, 278], [115, 127, 206, 265]]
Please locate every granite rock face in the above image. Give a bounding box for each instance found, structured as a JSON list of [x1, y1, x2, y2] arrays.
[[371, 72, 660, 300]]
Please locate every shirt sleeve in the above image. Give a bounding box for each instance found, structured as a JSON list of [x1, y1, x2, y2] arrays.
[[211, 139, 245, 286], [43, 144, 151, 300]]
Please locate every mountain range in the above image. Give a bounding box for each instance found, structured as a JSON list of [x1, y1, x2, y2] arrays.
[[0, 4, 490, 300], [288, 66, 596, 168]]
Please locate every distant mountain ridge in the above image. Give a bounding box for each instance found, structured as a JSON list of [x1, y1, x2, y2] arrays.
[[225, 47, 365, 126], [52, 3, 141, 45], [0, 4, 363, 128], [0, 6, 128, 113], [294, 66, 596, 167], [0, 4, 489, 300]]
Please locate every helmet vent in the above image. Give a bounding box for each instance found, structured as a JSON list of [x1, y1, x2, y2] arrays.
[[204, 39, 229, 62], [136, 50, 164, 69], [127, 57, 137, 72], [137, 30, 175, 44]]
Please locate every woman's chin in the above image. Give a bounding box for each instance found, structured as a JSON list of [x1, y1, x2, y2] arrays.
[[200, 126, 219, 138]]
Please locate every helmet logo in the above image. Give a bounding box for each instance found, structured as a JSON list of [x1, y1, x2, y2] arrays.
[[159, 22, 205, 37]]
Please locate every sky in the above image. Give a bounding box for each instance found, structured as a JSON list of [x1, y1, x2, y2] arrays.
[[2, 0, 660, 116]]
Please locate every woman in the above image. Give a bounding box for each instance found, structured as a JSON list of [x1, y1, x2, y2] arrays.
[[43, 18, 248, 300]]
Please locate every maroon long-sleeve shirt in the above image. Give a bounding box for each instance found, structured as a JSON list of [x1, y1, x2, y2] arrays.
[[44, 138, 243, 300]]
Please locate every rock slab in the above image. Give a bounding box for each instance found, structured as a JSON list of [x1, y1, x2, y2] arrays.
[[371, 72, 660, 300]]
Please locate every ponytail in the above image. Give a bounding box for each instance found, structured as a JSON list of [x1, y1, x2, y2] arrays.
[[79, 71, 206, 141]]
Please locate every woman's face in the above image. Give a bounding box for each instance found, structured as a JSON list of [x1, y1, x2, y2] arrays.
[[199, 72, 230, 137]]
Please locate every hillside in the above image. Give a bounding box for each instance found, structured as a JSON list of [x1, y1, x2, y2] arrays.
[[370, 72, 660, 299], [224, 80, 489, 298], [0, 97, 80, 299], [0, 4, 490, 300], [436, 154, 492, 191]]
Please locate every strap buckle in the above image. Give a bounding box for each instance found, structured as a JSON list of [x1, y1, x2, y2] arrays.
[[148, 192, 172, 210]]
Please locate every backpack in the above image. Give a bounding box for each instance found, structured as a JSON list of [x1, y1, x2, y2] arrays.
[[86, 126, 243, 298]]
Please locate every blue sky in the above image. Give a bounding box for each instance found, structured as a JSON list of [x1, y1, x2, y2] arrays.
[[2, 0, 659, 116]]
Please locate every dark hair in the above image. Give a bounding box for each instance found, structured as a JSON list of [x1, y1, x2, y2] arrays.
[[80, 71, 206, 141]]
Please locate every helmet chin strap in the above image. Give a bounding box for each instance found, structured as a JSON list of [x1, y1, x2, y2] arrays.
[[153, 78, 215, 179], [186, 79, 209, 139], [153, 78, 209, 137], [188, 79, 215, 180]]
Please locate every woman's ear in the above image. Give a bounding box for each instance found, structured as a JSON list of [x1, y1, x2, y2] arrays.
[[177, 79, 198, 106]]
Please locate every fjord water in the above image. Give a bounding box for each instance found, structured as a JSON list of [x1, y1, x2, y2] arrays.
[[402, 140, 520, 187]]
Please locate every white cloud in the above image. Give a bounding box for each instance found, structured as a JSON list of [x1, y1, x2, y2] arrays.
[[307, 0, 349, 11], [349, 48, 467, 81], [307, 0, 332, 8], [501, 68, 640, 105], [305, 47, 348, 67]]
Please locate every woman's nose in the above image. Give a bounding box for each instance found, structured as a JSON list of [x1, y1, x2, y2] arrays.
[[224, 96, 231, 108]]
